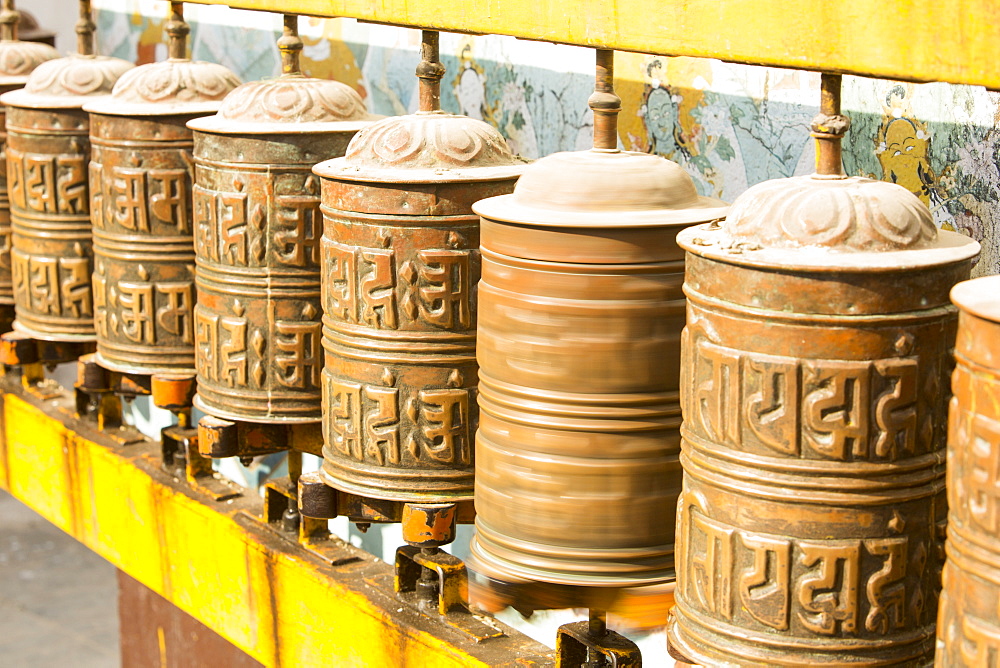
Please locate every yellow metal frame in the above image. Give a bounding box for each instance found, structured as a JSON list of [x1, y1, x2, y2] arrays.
[[188, 0, 1000, 89], [0, 387, 551, 667]]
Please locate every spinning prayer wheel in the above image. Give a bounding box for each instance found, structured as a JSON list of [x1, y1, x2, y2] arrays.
[[935, 275, 1000, 666], [0, 0, 59, 331], [2, 0, 132, 341], [189, 16, 376, 423], [667, 75, 980, 666], [309, 31, 524, 503], [468, 49, 727, 596], [84, 2, 239, 375]]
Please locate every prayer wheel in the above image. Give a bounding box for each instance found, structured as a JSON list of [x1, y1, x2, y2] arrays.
[[0, 0, 59, 331], [468, 50, 727, 593], [667, 75, 980, 666], [1, 1, 132, 341], [188, 16, 376, 423], [84, 2, 239, 375], [935, 275, 1000, 666], [310, 32, 524, 503]]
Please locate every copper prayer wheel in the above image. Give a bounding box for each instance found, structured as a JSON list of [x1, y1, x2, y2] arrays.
[[667, 75, 980, 666], [310, 32, 524, 502], [83, 2, 240, 375], [935, 275, 1000, 666], [0, 0, 59, 328], [188, 16, 376, 423], [1, 1, 132, 341], [468, 49, 727, 595]]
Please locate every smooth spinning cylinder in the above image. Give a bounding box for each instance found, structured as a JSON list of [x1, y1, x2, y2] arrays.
[[668, 175, 980, 666], [469, 150, 726, 590], [935, 275, 1000, 666]]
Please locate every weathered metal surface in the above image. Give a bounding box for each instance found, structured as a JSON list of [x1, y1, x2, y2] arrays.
[[468, 50, 725, 602], [0, 1, 59, 315], [667, 86, 981, 665], [183, 0, 1000, 90], [1, 1, 132, 341], [935, 275, 1000, 667], [83, 3, 239, 375], [310, 32, 523, 504], [188, 16, 373, 424], [0, 386, 554, 667]]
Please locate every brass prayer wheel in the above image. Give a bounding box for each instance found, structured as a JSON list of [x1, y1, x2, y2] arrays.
[[1, 1, 132, 341], [0, 0, 59, 328], [468, 49, 727, 593], [84, 2, 240, 375], [667, 75, 980, 666], [310, 32, 524, 502], [188, 16, 376, 423], [935, 275, 1000, 666]]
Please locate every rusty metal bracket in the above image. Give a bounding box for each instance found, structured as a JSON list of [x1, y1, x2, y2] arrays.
[[555, 621, 642, 668], [161, 423, 241, 502], [259, 476, 358, 566], [198, 416, 323, 463], [394, 545, 504, 642]]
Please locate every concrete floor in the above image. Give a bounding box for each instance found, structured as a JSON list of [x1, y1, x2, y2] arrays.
[[0, 490, 120, 668]]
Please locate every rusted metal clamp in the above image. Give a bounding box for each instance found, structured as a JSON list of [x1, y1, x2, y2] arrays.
[[556, 614, 642, 667]]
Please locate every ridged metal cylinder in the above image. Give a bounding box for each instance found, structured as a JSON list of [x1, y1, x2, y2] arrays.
[[0, 34, 59, 313], [84, 52, 239, 374], [311, 112, 524, 502], [935, 275, 1000, 666], [469, 151, 727, 589], [668, 175, 980, 666], [1, 53, 131, 340], [189, 73, 377, 423]]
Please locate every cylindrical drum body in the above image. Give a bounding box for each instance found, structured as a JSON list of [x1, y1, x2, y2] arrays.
[[188, 76, 376, 423], [0, 39, 59, 316], [936, 276, 1000, 666], [668, 176, 980, 666], [83, 60, 240, 374], [312, 113, 524, 502], [470, 151, 727, 588], [1, 54, 132, 340]]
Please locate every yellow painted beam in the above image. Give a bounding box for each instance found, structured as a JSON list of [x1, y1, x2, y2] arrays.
[[184, 0, 1000, 89], [0, 390, 552, 667]]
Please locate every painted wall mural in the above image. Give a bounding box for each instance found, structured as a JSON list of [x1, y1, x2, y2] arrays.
[[94, 1, 1000, 276]]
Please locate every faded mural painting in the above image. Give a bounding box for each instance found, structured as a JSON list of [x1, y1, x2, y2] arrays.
[[94, 1, 1000, 276]]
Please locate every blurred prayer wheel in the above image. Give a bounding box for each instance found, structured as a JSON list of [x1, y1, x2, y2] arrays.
[[310, 32, 524, 503], [667, 75, 980, 666], [1, 0, 132, 341], [0, 0, 59, 330], [84, 2, 239, 374], [188, 16, 377, 423], [935, 276, 1000, 666], [468, 49, 727, 592]]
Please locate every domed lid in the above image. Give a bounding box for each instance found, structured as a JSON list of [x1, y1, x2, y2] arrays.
[[677, 174, 980, 271], [84, 58, 240, 116], [0, 39, 59, 86], [313, 111, 527, 183], [474, 148, 727, 227], [83, 5, 239, 116], [188, 17, 378, 135], [188, 75, 377, 134], [679, 74, 979, 271], [1, 53, 133, 108], [951, 275, 1000, 324]]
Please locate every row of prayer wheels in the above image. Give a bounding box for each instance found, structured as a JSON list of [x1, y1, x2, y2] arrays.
[[5, 1, 1000, 664]]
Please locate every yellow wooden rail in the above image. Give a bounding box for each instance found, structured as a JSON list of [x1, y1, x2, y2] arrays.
[[186, 0, 1000, 89], [0, 388, 552, 667]]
